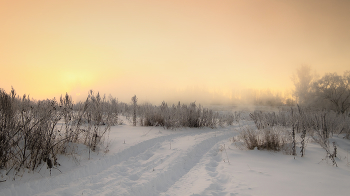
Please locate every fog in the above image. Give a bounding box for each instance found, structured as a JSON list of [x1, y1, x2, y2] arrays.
[[1, 0, 350, 104], [68, 83, 291, 107]]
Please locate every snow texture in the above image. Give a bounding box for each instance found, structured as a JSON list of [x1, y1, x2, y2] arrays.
[[1, 121, 350, 196]]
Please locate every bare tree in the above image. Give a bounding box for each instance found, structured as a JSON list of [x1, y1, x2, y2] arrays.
[[312, 71, 350, 114]]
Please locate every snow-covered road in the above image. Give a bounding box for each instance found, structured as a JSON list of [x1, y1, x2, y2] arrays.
[[0, 126, 239, 196], [1, 123, 350, 196]]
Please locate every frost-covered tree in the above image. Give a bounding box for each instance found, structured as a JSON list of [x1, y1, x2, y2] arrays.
[[312, 71, 350, 114], [291, 65, 316, 105]]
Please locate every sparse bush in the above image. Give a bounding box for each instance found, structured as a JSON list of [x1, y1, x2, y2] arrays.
[[238, 127, 289, 152], [312, 130, 338, 167]]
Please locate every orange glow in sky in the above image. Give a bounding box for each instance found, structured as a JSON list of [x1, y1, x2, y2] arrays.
[[1, 0, 350, 103]]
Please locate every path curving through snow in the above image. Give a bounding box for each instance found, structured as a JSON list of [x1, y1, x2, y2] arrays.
[[1, 123, 350, 196], [0, 126, 238, 196]]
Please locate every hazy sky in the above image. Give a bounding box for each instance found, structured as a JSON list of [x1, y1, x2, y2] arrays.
[[1, 0, 350, 103]]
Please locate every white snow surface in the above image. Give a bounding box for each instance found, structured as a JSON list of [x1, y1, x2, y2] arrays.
[[1, 120, 350, 196]]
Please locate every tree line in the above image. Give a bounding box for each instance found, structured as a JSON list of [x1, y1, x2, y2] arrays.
[[292, 65, 350, 114]]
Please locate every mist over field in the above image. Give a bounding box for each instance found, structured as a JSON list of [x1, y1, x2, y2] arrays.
[[2, 1, 350, 195], [1, 0, 350, 105]]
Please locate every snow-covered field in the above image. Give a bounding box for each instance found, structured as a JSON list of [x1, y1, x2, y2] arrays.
[[1, 119, 350, 196]]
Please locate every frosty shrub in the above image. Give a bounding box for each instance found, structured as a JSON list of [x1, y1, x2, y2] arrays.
[[238, 128, 259, 150], [80, 91, 112, 152], [247, 105, 350, 159], [238, 127, 289, 152], [311, 114, 339, 166], [224, 111, 240, 126], [312, 131, 338, 167], [138, 103, 165, 127], [249, 106, 350, 137], [0, 89, 65, 173], [0, 88, 118, 176], [136, 101, 236, 129]]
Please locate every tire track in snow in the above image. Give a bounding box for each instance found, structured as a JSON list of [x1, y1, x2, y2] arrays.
[[65, 139, 179, 196], [0, 132, 178, 196], [117, 131, 234, 196], [0, 129, 221, 196], [161, 130, 253, 196], [162, 141, 228, 196], [79, 129, 231, 196]]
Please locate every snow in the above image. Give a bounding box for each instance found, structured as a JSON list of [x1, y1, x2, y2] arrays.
[[1, 119, 350, 196]]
